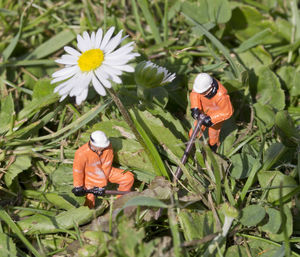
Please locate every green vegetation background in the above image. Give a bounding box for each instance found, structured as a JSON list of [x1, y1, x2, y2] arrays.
[[0, 0, 299, 256]]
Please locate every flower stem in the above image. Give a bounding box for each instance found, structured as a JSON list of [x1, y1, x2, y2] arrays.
[[107, 88, 145, 146]]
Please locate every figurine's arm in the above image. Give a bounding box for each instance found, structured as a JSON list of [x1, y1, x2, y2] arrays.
[[73, 151, 85, 187], [210, 95, 233, 124], [190, 91, 202, 110], [100, 145, 114, 177]]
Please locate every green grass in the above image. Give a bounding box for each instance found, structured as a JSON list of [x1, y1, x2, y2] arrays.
[[0, 0, 299, 256]]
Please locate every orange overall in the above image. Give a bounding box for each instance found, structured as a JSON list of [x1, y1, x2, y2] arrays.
[[73, 143, 134, 208], [189, 80, 233, 146]]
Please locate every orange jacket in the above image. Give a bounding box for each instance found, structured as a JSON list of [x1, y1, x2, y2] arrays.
[[73, 143, 114, 188], [190, 80, 233, 124]]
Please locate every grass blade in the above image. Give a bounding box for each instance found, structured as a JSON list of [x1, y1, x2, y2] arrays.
[[204, 145, 222, 205], [26, 30, 76, 60], [138, 0, 162, 44], [131, 0, 146, 40], [2, 6, 27, 61], [163, 0, 168, 42], [131, 111, 170, 179], [182, 12, 242, 78], [0, 207, 42, 257], [235, 28, 271, 53]]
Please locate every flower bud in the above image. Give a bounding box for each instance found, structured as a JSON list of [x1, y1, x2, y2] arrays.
[[135, 61, 175, 88]]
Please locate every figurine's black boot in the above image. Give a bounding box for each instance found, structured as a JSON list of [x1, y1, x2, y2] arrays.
[[209, 143, 217, 153]]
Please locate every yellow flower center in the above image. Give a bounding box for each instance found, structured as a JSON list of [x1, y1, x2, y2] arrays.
[[77, 49, 104, 72]]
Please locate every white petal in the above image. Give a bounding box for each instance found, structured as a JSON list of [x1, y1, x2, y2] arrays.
[[92, 74, 107, 95], [103, 57, 133, 66], [54, 80, 70, 93], [95, 28, 103, 48], [100, 27, 115, 50], [76, 88, 88, 105], [111, 65, 134, 72], [70, 73, 91, 96], [64, 46, 81, 57], [59, 94, 68, 102], [106, 42, 134, 57], [52, 65, 79, 78], [77, 34, 88, 52], [55, 55, 78, 65], [101, 64, 122, 76], [83, 31, 92, 49], [51, 73, 73, 84], [104, 29, 123, 53], [90, 32, 96, 48], [58, 81, 75, 95], [121, 35, 128, 42], [58, 73, 83, 95], [94, 68, 112, 88]]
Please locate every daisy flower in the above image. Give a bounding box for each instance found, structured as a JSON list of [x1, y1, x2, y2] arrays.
[[135, 61, 176, 88], [51, 27, 139, 105]]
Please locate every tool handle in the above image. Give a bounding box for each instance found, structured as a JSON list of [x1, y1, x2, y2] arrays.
[[84, 187, 131, 196], [174, 114, 206, 181]]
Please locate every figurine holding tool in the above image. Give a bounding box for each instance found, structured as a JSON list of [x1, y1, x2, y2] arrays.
[[72, 131, 134, 208], [189, 73, 233, 152]]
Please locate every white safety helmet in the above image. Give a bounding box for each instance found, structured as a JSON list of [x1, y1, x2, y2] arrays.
[[193, 73, 213, 93], [90, 131, 110, 148]]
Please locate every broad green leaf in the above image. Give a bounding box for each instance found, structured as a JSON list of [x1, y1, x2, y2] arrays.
[[123, 196, 168, 208], [0, 233, 17, 257], [240, 205, 266, 226], [258, 170, 298, 203], [226, 237, 292, 257], [23, 190, 76, 210], [181, 0, 231, 24], [238, 46, 272, 71], [275, 110, 300, 147], [228, 5, 283, 44], [131, 107, 187, 161], [26, 30, 76, 60], [260, 207, 282, 234], [17, 206, 96, 235], [32, 78, 56, 99], [225, 245, 248, 257], [250, 67, 285, 111], [262, 143, 287, 171], [275, 17, 292, 41], [230, 153, 256, 179], [0, 93, 14, 134], [51, 165, 74, 193], [268, 205, 293, 242], [277, 66, 300, 97], [178, 210, 219, 241], [254, 102, 275, 127], [4, 155, 31, 187]]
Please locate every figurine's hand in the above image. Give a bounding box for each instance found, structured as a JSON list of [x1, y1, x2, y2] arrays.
[[203, 115, 213, 127], [72, 186, 85, 196], [191, 108, 201, 120], [92, 187, 105, 196]]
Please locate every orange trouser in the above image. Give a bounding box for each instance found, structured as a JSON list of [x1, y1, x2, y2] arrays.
[[189, 121, 224, 146], [84, 167, 134, 208]]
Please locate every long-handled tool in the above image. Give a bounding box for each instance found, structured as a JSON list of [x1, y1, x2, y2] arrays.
[[173, 113, 206, 182], [155, 114, 206, 220], [84, 187, 131, 196]]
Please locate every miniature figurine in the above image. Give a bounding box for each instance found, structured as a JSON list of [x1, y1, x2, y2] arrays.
[[72, 131, 134, 208], [189, 73, 233, 152]]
